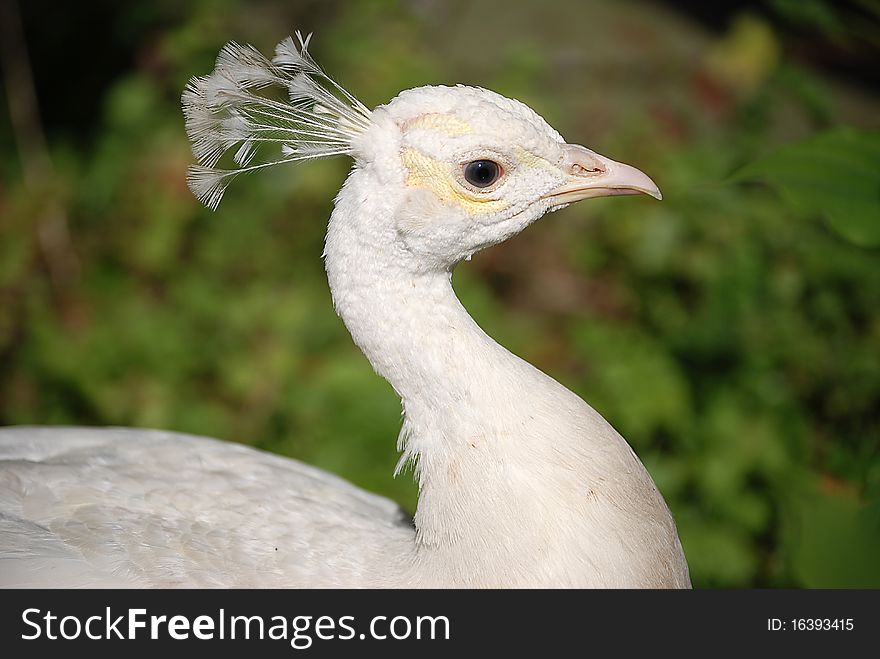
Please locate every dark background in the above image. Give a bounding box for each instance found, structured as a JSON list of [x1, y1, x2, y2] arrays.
[[1, 0, 878, 587], [4, 589, 877, 653]]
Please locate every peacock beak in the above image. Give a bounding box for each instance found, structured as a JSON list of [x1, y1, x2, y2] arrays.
[[542, 144, 662, 206]]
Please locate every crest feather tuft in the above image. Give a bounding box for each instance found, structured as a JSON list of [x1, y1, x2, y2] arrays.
[[182, 32, 372, 210]]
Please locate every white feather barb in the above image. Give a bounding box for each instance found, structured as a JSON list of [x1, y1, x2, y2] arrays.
[[182, 32, 372, 209]]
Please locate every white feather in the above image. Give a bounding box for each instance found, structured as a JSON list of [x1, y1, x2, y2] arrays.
[[181, 32, 372, 210], [0, 427, 412, 587]]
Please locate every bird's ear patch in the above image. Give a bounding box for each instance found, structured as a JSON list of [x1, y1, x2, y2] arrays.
[[395, 187, 461, 234]]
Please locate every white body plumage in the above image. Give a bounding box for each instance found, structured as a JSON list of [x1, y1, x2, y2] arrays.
[[0, 34, 690, 588]]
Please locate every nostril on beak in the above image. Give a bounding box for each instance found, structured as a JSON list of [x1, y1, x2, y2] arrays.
[[571, 162, 605, 176]]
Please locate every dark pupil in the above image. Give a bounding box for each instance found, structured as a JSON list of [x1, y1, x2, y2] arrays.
[[464, 160, 499, 188]]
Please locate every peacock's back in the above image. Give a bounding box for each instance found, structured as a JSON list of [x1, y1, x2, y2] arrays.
[[0, 427, 413, 587]]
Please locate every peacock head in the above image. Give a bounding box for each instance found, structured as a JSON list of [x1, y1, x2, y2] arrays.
[[356, 84, 660, 265], [183, 33, 660, 268]]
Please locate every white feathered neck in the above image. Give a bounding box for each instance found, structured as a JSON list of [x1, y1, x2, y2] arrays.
[[325, 165, 687, 587]]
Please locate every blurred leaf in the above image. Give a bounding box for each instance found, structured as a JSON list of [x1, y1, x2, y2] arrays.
[[706, 14, 781, 96], [678, 518, 759, 585], [734, 127, 880, 246], [782, 478, 880, 587], [569, 323, 692, 441]]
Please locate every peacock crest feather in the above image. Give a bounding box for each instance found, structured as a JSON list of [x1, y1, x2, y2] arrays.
[[182, 32, 372, 210]]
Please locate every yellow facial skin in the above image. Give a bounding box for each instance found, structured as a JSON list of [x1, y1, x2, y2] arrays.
[[401, 147, 511, 215]]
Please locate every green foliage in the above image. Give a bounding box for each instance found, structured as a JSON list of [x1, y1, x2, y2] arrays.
[[782, 479, 880, 587], [1, 0, 877, 587], [734, 127, 880, 246]]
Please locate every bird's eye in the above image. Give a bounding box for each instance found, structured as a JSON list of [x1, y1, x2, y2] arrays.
[[463, 160, 502, 188]]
